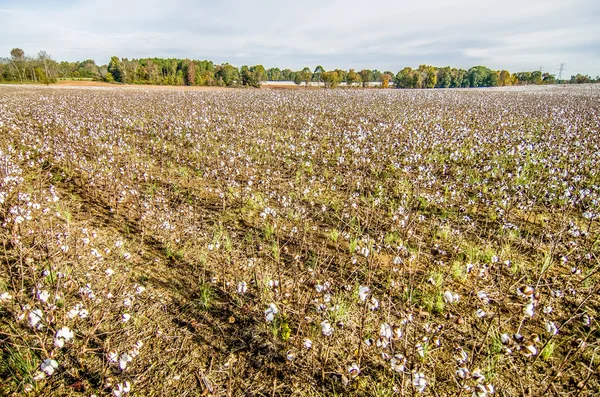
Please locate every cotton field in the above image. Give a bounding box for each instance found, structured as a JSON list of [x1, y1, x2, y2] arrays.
[[0, 85, 599, 396]]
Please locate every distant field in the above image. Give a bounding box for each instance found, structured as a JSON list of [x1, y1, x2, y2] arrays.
[[0, 85, 599, 396]]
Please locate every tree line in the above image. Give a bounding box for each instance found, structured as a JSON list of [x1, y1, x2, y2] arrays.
[[1, 48, 598, 88]]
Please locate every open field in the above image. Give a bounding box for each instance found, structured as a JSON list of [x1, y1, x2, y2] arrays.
[[0, 85, 599, 396]]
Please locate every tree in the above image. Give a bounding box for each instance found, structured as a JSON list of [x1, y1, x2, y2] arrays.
[[183, 60, 196, 85], [216, 63, 239, 86], [313, 65, 324, 85], [371, 70, 382, 83], [419, 65, 437, 88], [542, 73, 556, 84], [37, 51, 56, 83], [301, 67, 312, 86], [499, 70, 511, 86], [267, 67, 282, 81], [9, 48, 24, 82], [380, 73, 392, 88], [436, 66, 452, 88], [346, 69, 360, 86], [294, 72, 303, 86], [321, 70, 342, 88], [530, 71, 542, 85], [486, 70, 500, 87], [359, 69, 372, 87], [241, 65, 258, 87], [395, 67, 414, 88], [250, 65, 265, 84], [108, 56, 124, 82], [571, 74, 591, 84], [468, 66, 492, 87]]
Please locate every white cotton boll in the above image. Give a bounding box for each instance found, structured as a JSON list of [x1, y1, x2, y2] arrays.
[[107, 350, 118, 363], [523, 303, 534, 317], [472, 368, 485, 381], [303, 338, 313, 349], [444, 291, 459, 303], [122, 313, 131, 323], [456, 367, 469, 379], [113, 381, 131, 397], [286, 350, 296, 361], [390, 354, 406, 372], [500, 333, 510, 344], [54, 326, 74, 347], [37, 290, 50, 303], [368, 297, 380, 311], [321, 320, 333, 336], [477, 291, 489, 304], [40, 359, 58, 376], [105, 268, 114, 276], [543, 306, 553, 314], [0, 292, 12, 302], [380, 323, 393, 340], [475, 309, 486, 318], [525, 344, 537, 356], [237, 281, 248, 295], [347, 363, 360, 377], [56, 327, 73, 340], [119, 353, 132, 370], [545, 321, 558, 335], [28, 309, 44, 329], [358, 286, 370, 302], [376, 337, 390, 349], [412, 372, 427, 393], [444, 291, 454, 303], [265, 303, 278, 322], [360, 246, 370, 257]]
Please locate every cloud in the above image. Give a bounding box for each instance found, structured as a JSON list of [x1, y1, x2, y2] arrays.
[[0, 0, 598, 75]]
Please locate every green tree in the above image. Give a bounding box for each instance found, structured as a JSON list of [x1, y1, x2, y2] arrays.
[[9, 48, 25, 82], [301, 67, 312, 86], [359, 69, 372, 87], [530, 71, 542, 85], [250, 65, 265, 84], [216, 63, 239, 86], [313, 65, 324, 84], [420, 65, 437, 88], [395, 67, 414, 88], [108, 56, 124, 82], [346, 69, 360, 86], [468, 65, 492, 87], [436, 66, 452, 88], [322, 70, 342, 88]]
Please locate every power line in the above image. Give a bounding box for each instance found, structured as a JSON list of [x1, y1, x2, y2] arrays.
[[557, 63, 566, 81]]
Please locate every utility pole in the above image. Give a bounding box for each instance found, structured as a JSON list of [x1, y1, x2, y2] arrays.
[[557, 63, 566, 83]]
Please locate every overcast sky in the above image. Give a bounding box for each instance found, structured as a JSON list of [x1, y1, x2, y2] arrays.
[[1, 0, 599, 76]]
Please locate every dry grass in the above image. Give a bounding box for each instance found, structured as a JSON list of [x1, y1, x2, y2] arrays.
[[0, 85, 599, 396]]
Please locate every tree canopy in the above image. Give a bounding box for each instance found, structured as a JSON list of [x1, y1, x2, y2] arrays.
[[1, 48, 597, 88]]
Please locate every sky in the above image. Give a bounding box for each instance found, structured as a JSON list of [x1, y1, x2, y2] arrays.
[[0, 0, 599, 76]]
